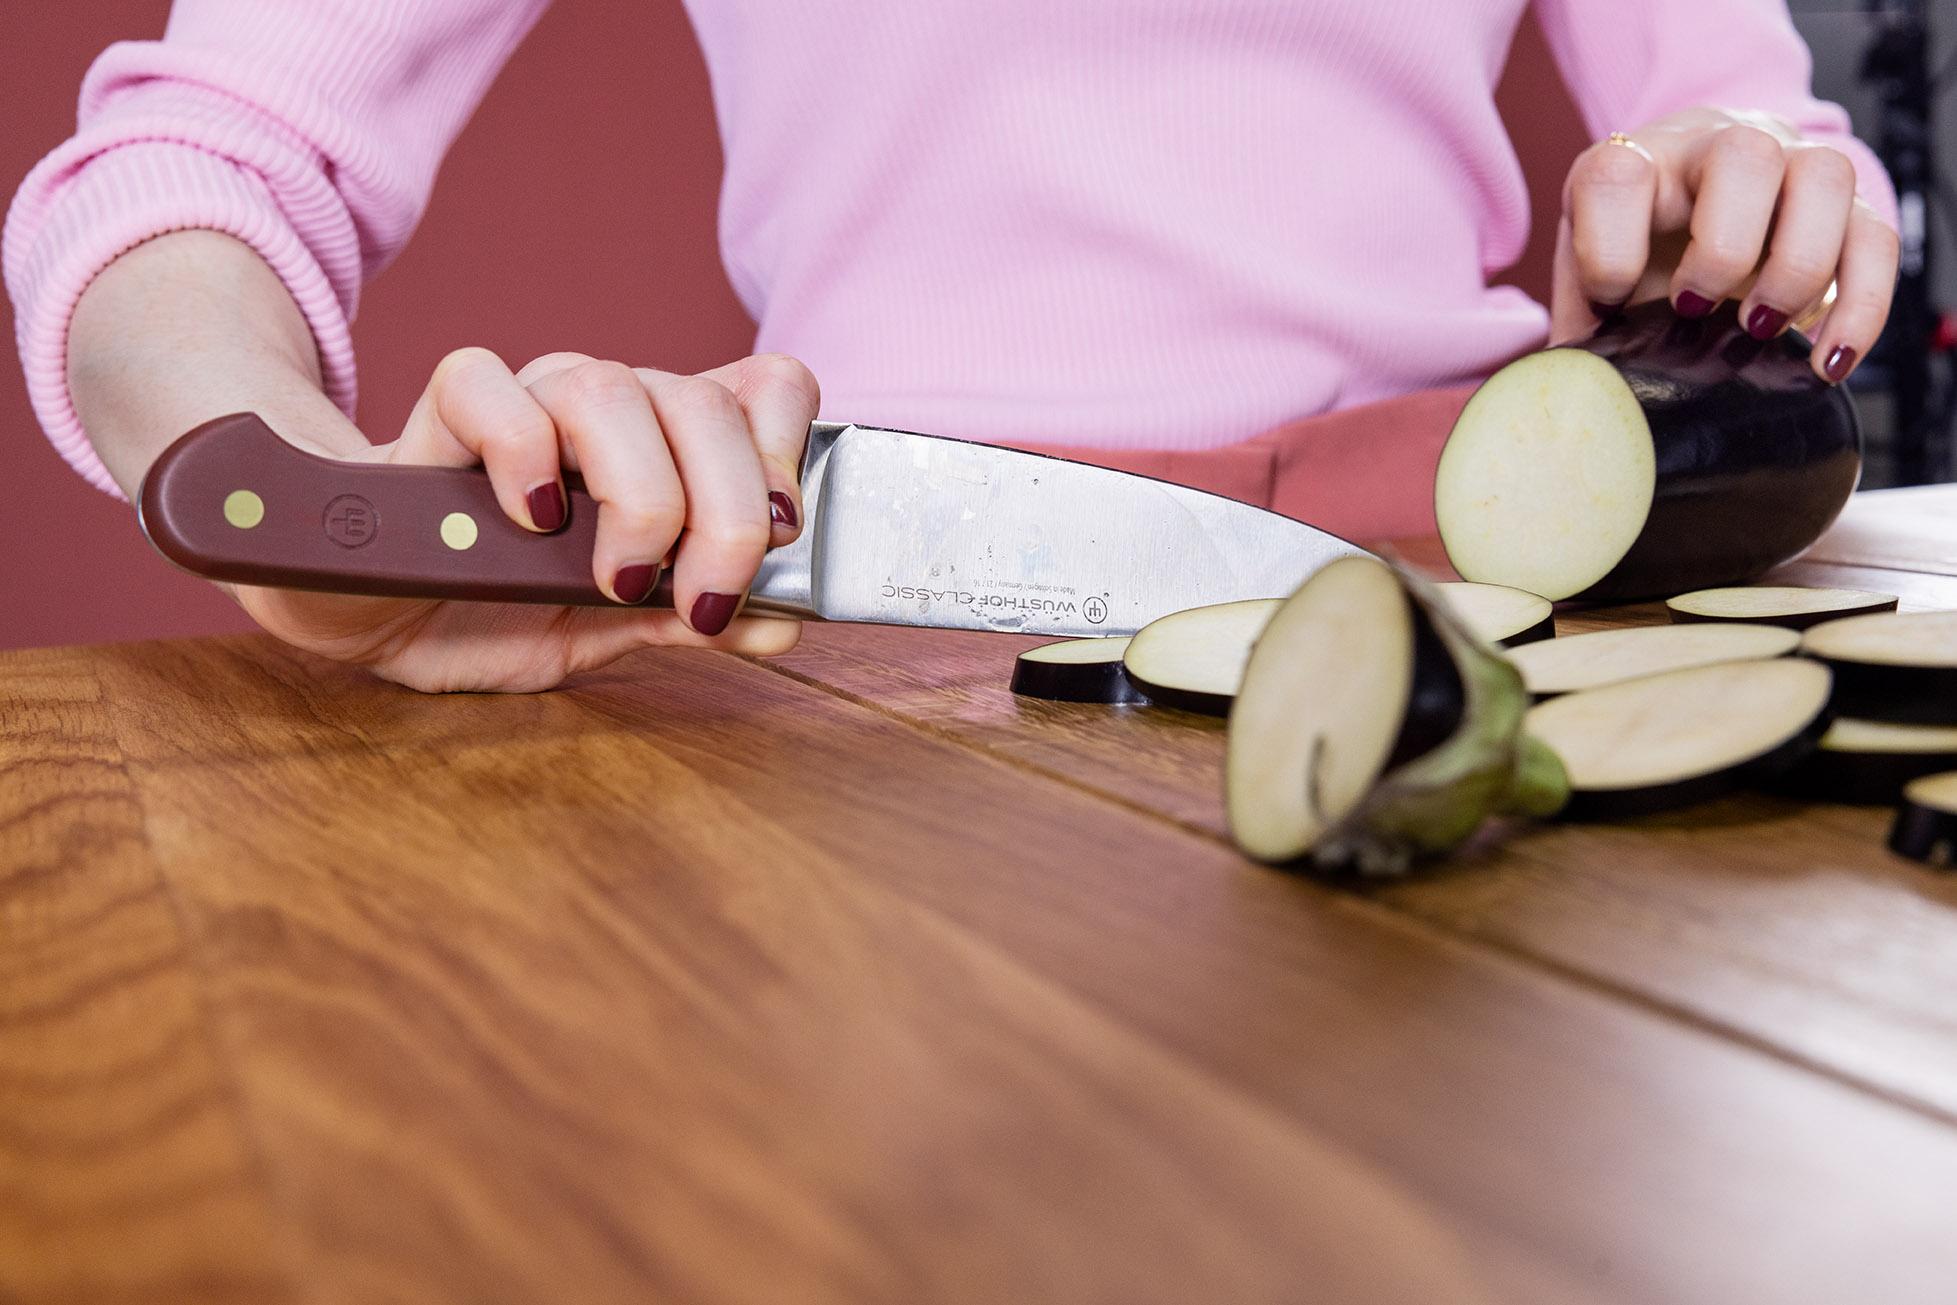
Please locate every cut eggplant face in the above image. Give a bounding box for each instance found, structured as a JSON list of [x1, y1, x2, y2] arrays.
[[1889, 772, 1957, 867], [1435, 348, 1655, 602], [1801, 610, 1957, 725], [1226, 557, 1567, 872], [1434, 581, 1555, 647], [1436, 300, 1861, 604], [1666, 586, 1897, 630], [1012, 637, 1149, 704], [1778, 718, 1957, 805], [1123, 598, 1279, 715], [1524, 658, 1833, 819], [1227, 562, 1422, 862], [1507, 622, 1799, 698]]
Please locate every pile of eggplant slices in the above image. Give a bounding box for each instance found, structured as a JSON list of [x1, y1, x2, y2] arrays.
[[1010, 302, 1957, 875]]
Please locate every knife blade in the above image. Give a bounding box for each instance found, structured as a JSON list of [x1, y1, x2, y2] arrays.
[[138, 413, 1372, 637]]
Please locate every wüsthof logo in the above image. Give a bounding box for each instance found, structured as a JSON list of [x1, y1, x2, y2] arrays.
[[323, 494, 378, 549], [881, 580, 1112, 623]]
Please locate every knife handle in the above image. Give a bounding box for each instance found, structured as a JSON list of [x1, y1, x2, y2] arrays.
[[138, 412, 671, 606]]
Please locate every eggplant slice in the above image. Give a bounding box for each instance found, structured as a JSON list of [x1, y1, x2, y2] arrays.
[[1435, 581, 1555, 647], [1778, 718, 1957, 805], [1888, 772, 1957, 867], [1524, 658, 1833, 819], [1435, 300, 1861, 604], [1801, 610, 1957, 725], [1227, 557, 1566, 872], [1666, 585, 1897, 630], [1507, 622, 1800, 698], [1123, 598, 1280, 715], [1012, 637, 1148, 704]]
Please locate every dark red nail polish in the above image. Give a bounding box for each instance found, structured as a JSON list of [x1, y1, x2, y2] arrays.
[[1588, 299, 1626, 320], [1744, 304, 1788, 340], [527, 481, 566, 532], [1824, 345, 1858, 384], [612, 563, 658, 605], [769, 491, 798, 530], [690, 591, 739, 636], [1674, 290, 1716, 319]]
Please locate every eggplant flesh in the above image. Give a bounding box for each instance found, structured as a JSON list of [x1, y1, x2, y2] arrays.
[[1507, 622, 1799, 699], [1889, 772, 1957, 867], [1666, 586, 1896, 631], [1123, 599, 1280, 716], [1434, 581, 1556, 648], [1524, 658, 1834, 819], [1437, 300, 1861, 605], [1011, 637, 1149, 705]]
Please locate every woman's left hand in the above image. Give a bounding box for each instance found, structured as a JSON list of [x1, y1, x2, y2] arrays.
[[1551, 106, 1899, 384]]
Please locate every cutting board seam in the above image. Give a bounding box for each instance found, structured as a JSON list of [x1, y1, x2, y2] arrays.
[[749, 653, 1957, 1138]]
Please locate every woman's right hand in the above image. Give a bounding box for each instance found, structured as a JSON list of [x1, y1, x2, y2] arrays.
[[236, 347, 820, 692], [68, 230, 817, 693]]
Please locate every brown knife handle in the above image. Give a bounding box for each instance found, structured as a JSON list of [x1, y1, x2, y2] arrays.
[[138, 412, 671, 606]]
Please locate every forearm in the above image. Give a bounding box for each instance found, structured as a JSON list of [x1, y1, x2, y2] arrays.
[[66, 230, 365, 500]]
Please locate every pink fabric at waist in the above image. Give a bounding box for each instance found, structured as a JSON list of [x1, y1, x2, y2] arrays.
[[1006, 384, 1475, 544]]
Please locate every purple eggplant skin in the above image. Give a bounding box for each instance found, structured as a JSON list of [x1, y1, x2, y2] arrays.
[[1889, 798, 1957, 868], [1382, 594, 1468, 771], [1564, 300, 1862, 605], [1776, 746, 1957, 806], [1010, 652, 1151, 706]]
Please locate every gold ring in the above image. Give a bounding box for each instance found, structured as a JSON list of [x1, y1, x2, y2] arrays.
[[1605, 131, 1638, 149]]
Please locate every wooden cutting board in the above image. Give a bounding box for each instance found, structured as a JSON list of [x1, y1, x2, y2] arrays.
[[5, 487, 1957, 1303]]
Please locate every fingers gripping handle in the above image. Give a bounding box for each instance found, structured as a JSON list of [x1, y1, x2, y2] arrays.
[[137, 413, 673, 606]]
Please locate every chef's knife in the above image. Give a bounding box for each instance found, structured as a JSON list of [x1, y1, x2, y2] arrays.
[[138, 413, 1371, 638]]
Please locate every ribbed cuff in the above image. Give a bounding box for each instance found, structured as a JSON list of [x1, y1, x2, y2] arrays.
[[4, 140, 357, 500]]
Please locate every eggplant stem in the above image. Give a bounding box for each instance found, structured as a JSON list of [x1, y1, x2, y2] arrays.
[[1504, 734, 1571, 819]]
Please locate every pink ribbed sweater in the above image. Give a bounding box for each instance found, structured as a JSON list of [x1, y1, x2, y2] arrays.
[[5, 1, 1895, 499]]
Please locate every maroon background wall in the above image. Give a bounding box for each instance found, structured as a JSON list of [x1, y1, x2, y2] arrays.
[[0, 4, 1587, 651]]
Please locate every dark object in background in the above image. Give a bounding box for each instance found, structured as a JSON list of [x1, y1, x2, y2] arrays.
[[1889, 770, 1957, 864]]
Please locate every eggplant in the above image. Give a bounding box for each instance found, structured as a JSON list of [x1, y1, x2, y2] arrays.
[[1011, 637, 1150, 704], [1507, 623, 1800, 699], [1888, 772, 1957, 867], [1666, 585, 1896, 630], [1778, 718, 1957, 805], [1434, 581, 1555, 647], [1523, 659, 1834, 820], [1226, 557, 1567, 873], [1799, 610, 1957, 725], [1435, 300, 1861, 604]]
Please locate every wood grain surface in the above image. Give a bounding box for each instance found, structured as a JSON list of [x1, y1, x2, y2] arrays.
[[7, 488, 1957, 1303]]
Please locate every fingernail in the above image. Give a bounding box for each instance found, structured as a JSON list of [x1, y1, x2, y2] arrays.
[[526, 481, 567, 532], [1588, 299, 1626, 320], [1744, 304, 1788, 340], [690, 591, 740, 636], [1824, 344, 1858, 384], [612, 563, 658, 605], [1674, 290, 1717, 319], [768, 491, 798, 530]]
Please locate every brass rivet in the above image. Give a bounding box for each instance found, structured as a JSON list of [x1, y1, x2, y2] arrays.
[[440, 512, 479, 550], [223, 490, 265, 529]]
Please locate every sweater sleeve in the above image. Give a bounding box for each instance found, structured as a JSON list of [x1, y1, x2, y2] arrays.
[[1530, 0, 1898, 228], [2, 0, 552, 498]]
